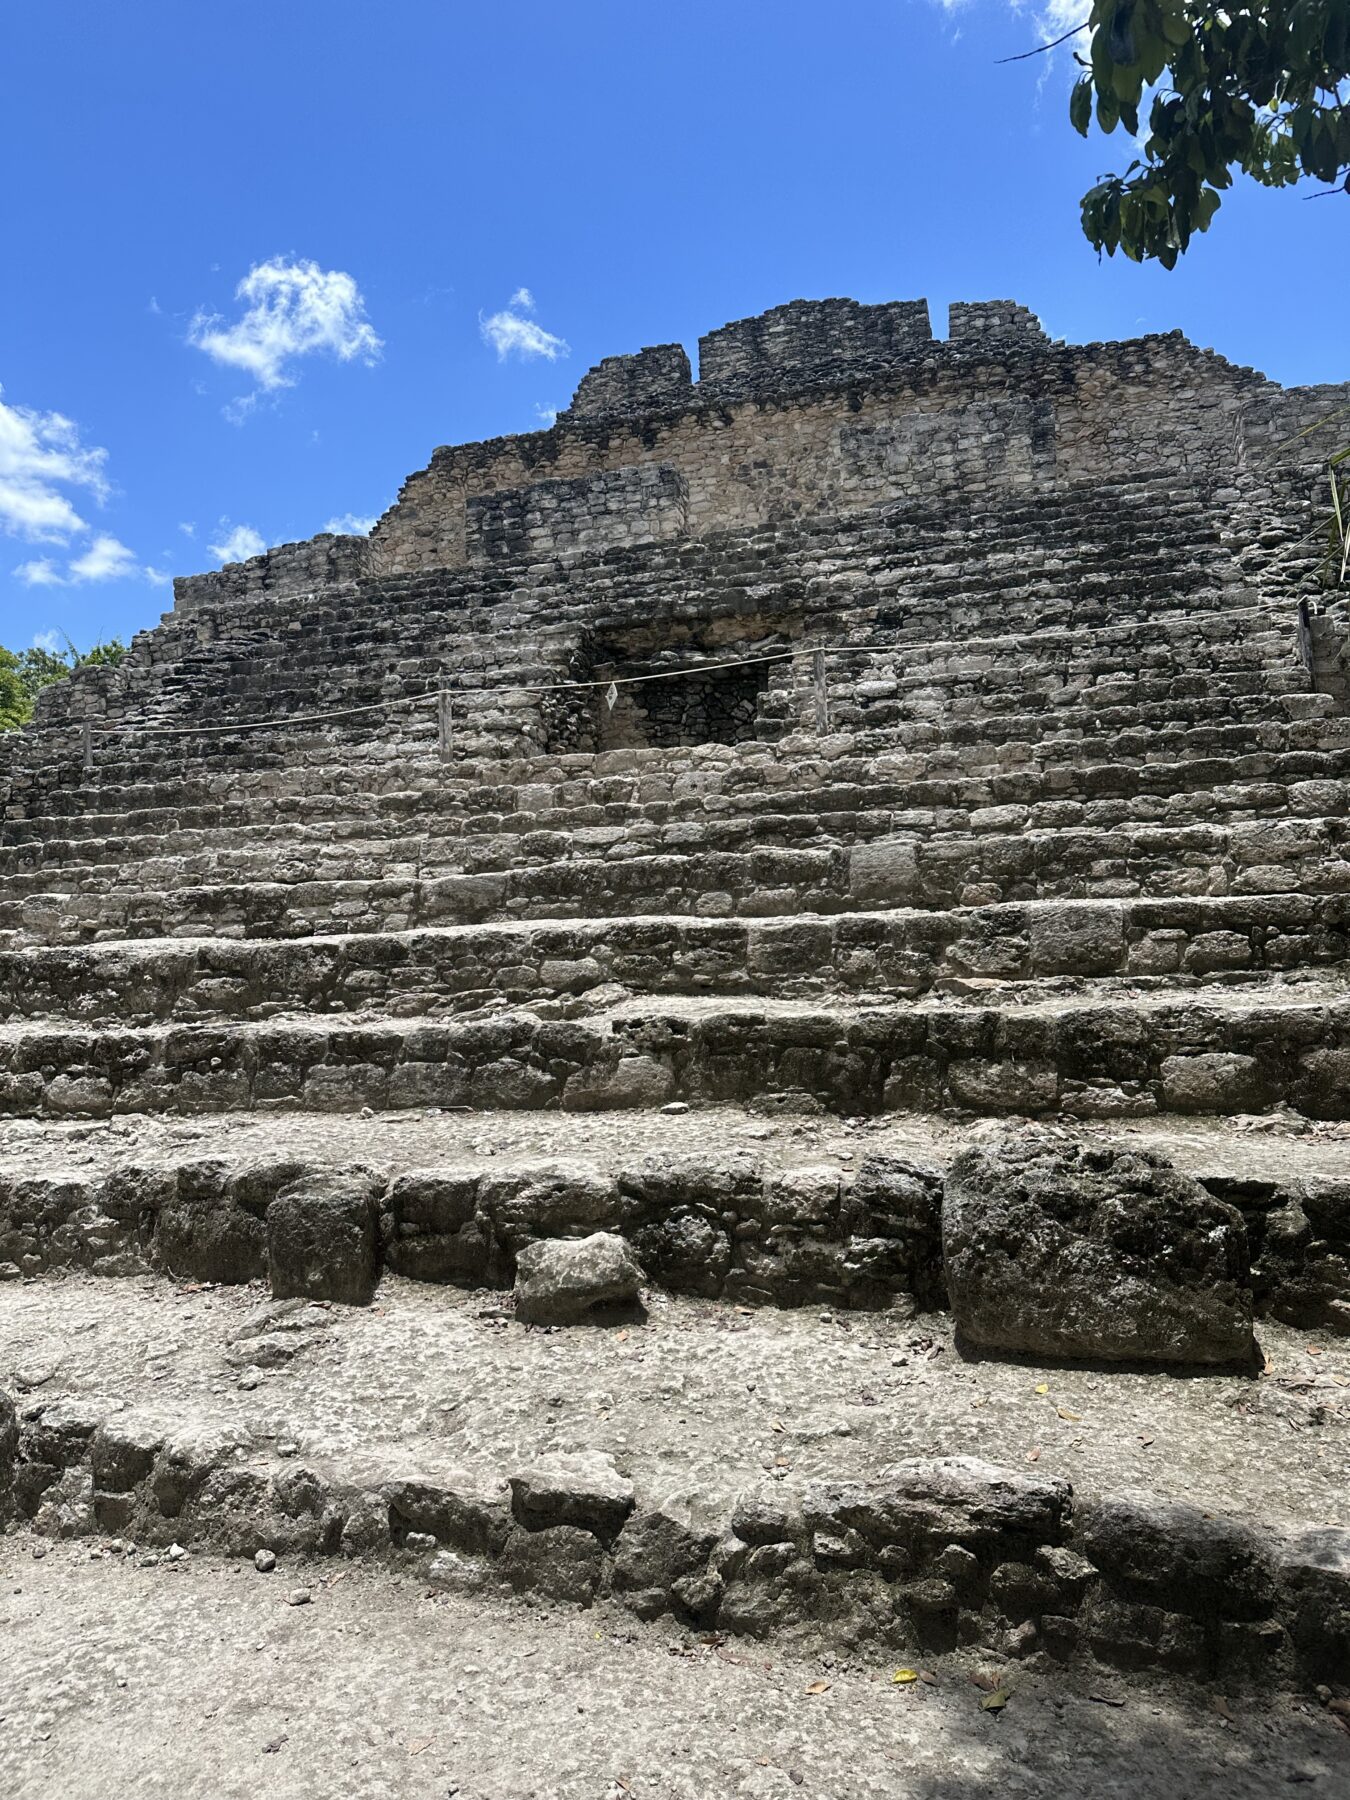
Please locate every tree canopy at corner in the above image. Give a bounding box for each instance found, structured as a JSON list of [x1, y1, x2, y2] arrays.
[[1066, 0, 1350, 265], [0, 640, 127, 733]]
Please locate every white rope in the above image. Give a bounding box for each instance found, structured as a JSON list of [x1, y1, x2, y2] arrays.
[[87, 646, 820, 740]]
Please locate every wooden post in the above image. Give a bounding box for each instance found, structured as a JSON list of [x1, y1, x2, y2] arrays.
[[437, 673, 453, 763], [81, 721, 93, 772], [812, 647, 828, 733]]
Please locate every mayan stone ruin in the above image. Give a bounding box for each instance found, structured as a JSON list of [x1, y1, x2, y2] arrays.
[[2, 296, 1350, 1756]]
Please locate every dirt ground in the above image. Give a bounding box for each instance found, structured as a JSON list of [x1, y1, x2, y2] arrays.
[[1, 1536, 1347, 1800]]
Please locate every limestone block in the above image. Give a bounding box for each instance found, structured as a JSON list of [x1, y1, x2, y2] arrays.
[[512, 1231, 644, 1325], [157, 1187, 267, 1286], [508, 1450, 635, 1542], [562, 1055, 676, 1111], [946, 1059, 1058, 1114], [1183, 930, 1254, 974], [1026, 902, 1124, 975], [266, 1167, 383, 1305], [1295, 1049, 1350, 1120], [848, 839, 919, 907], [943, 1128, 1253, 1364], [1159, 1052, 1264, 1113]]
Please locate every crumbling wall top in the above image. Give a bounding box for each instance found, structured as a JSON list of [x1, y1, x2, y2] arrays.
[[568, 343, 693, 422], [696, 297, 934, 403]]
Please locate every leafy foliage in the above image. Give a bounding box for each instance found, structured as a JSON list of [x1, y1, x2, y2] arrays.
[[1069, 0, 1350, 265], [0, 637, 127, 732]]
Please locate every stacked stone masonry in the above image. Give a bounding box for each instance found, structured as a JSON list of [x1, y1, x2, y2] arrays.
[[3, 297, 1349, 1696]]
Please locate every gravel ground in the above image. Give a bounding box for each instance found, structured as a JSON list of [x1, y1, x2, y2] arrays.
[[1, 1536, 1347, 1800], [0, 1103, 1347, 1189], [1, 1268, 1345, 1531]]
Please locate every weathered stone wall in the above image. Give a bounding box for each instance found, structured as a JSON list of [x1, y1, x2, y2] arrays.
[[116, 298, 1344, 697]]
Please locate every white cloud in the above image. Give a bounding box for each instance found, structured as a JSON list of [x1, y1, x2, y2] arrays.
[[0, 386, 110, 543], [144, 566, 173, 588], [178, 521, 196, 537], [208, 522, 267, 565], [222, 392, 260, 428], [480, 289, 569, 362], [534, 404, 559, 427], [321, 512, 379, 536], [68, 534, 138, 582], [15, 557, 63, 587], [189, 257, 383, 417], [15, 533, 154, 588], [32, 628, 64, 653]]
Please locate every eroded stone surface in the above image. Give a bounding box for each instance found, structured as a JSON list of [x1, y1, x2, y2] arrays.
[[944, 1130, 1254, 1364], [513, 1231, 645, 1324]]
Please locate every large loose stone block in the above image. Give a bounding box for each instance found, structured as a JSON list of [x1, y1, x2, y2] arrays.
[[943, 1129, 1253, 1364], [513, 1231, 644, 1324], [266, 1167, 383, 1305]]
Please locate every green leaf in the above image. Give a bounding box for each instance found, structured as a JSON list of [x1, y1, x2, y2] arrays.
[[1071, 77, 1094, 137]]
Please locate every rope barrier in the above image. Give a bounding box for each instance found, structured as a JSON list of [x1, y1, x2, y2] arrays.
[[85, 645, 820, 741]]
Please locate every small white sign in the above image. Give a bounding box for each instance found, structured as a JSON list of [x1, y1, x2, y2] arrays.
[[605, 682, 619, 711]]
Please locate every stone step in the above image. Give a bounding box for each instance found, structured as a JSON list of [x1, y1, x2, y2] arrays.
[[3, 760, 1346, 906], [56, 687, 1347, 787], [1, 981, 1349, 1122], [6, 812, 1348, 945], [0, 895, 1346, 1026], [2, 1266, 1346, 1687], [129, 625, 1304, 730], [3, 1105, 1345, 1327], [9, 725, 1350, 852], [7, 1547, 1342, 1799]]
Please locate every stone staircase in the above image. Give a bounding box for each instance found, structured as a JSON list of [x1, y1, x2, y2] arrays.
[[2, 299, 1349, 1727]]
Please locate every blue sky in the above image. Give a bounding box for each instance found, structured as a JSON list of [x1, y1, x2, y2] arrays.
[[2, 0, 1346, 654]]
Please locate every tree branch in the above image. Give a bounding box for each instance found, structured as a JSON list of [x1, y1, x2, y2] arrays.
[[996, 21, 1089, 64]]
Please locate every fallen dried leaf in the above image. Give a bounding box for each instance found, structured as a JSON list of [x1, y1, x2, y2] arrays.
[[892, 1668, 919, 1684], [804, 1679, 831, 1695], [1138, 1434, 1155, 1447], [968, 1670, 999, 1692], [919, 1671, 939, 1686], [1025, 1447, 1041, 1463], [981, 1689, 1010, 1713], [1034, 1383, 1049, 1396], [1089, 1691, 1126, 1707], [409, 1737, 435, 1757], [1328, 1697, 1350, 1719], [615, 1330, 629, 1343], [1211, 1696, 1236, 1723], [1056, 1408, 1082, 1423], [771, 1420, 786, 1433], [1307, 1346, 1324, 1357]]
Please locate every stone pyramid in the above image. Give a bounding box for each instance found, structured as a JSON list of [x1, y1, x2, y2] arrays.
[[2, 299, 1348, 1782]]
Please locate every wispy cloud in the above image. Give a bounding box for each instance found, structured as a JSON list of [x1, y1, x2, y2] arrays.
[[0, 386, 110, 543], [321, 512, 379, 536], [15, 533, 158, 588], [534, 404, 559, 427], [33, 628, 64, 653], [480, 288, 569, 362], [208, 521, 268, 565], [189, 257, 383, 420], [14, 557, 63, 587]]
